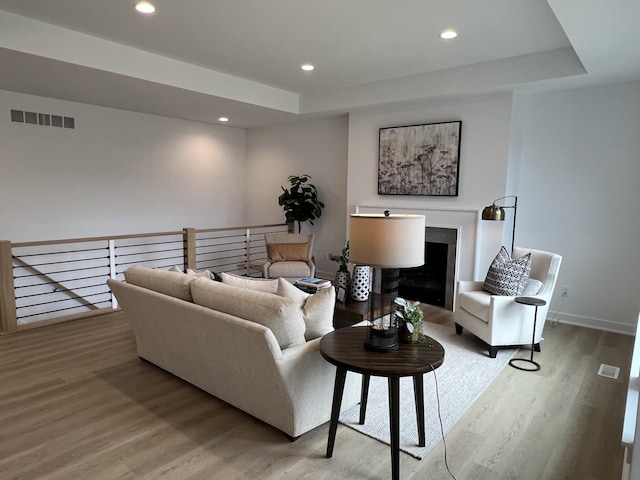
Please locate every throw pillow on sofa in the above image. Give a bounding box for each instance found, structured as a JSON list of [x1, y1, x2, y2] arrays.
[[483, 246, 532, 296], [191, 278, 306, 349], [220, 272, 278, 293], [277, 278, 335, 341]]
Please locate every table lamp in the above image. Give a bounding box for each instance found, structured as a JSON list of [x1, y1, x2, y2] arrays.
[[349, 211, 425, 352]]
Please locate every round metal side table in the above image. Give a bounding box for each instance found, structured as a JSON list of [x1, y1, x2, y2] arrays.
[[509, 296, 546, 372]]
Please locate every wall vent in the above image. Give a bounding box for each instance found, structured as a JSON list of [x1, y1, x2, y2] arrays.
[[597, 364, 620, 380], [10, 109, 75, 129]]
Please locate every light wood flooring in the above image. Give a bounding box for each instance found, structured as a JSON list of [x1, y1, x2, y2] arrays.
[[0, 306, 632, 480]]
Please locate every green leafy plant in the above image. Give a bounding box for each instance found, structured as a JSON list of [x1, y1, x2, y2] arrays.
[[278, 174, 324, 233], [328, 241, 350, 272], [394, 297, 424, 342]]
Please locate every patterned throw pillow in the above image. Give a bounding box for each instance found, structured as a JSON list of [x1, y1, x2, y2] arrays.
[[483, 246, 532, 296]]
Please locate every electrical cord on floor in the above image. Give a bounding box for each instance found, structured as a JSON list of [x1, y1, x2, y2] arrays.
[[427, 360, 458, 480], [546, 295, 566, 329]]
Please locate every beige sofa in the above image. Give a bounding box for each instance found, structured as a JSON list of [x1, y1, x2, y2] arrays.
[[107, 266, 360, 438]]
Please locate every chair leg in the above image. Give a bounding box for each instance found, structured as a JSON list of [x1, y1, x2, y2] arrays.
[[534, 343, 541, 352], [488, 346, 498, 358], [455, 323, 463, 335]]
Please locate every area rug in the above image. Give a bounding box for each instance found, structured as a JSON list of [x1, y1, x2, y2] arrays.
[[338, 322, 518, 459]]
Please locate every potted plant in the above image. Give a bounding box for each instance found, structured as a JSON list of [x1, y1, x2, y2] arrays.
[[329, 241, 350, 296], [278, 174, 324, 233], [394, 297, 424, 343]]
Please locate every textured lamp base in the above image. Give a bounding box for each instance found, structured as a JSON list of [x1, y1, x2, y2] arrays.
[[365, 327, 398, 352]]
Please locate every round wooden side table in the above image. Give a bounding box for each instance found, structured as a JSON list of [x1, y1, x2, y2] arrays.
[[509, 296, 547, 372], [320, 326, 445, 480]]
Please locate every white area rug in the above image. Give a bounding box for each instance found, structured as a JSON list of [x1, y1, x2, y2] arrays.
[[338, 322, 518, 459]]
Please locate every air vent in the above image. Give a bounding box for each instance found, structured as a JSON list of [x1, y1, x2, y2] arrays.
[[10, 109, 75, 129], [597, 364, 620, 380]]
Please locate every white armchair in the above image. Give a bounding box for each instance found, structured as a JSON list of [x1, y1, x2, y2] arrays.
[[454, 247, 562, 358], [262, 233, 315, 282]]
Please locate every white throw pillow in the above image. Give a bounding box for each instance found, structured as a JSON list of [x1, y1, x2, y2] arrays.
[[521, 279, 543, 296], [187, 268, 212, 278], [221, 272, 278, 293], [277, 278, 335, 340]]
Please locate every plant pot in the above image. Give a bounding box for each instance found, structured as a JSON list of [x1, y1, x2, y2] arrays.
[[399, 322, 422, 344]]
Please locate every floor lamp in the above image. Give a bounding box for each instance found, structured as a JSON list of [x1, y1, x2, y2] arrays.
[[349, 211, 425, 352], [482, 195, 518, 255]]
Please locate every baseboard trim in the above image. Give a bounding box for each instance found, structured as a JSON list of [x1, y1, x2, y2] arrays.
[[549, 312, 635, 336]]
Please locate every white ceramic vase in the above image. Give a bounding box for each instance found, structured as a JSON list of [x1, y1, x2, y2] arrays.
[[351, 265, 370, 301]]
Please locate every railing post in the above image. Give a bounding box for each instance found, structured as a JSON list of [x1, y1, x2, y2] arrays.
[[109, 240, 118, 309], [183, 228, 196, 271], [245, 229, 252, 276], [0, 241, 18, 334]]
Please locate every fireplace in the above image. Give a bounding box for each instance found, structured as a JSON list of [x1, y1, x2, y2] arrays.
[[398, 227, 457, 310]]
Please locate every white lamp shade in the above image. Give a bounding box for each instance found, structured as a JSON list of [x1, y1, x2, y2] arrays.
[[349, 214, 425, 268]]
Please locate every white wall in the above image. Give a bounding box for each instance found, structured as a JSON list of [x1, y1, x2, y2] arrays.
[[346, 93, 514, 281], [345, 84, 640, 334], [511, 82, 640, 333], [245, 116, 349, 277], [0, 90, 247, 242]]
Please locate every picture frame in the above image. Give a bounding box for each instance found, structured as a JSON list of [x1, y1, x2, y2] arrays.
[[378, 121, 462, 196], [336, 286, 347, 303]]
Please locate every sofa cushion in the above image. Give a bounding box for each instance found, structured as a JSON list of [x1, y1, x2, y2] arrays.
[[267, 242, 311, 262], [191, 278, 306, 349], [266, 261, 313, 279], [483, 246, 532, 296], [276, 278, 335, 340], [220, 272, 278, 293], [124, 265, 194, 302]]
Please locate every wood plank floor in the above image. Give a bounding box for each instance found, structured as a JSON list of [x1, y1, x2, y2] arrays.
[[0, 306, 632, 480]]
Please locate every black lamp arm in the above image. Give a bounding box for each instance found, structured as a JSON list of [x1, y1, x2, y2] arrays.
[[490, 195, 518, 208]]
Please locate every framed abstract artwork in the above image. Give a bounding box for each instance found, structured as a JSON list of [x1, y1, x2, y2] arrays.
[[378, 121, 462, 196]]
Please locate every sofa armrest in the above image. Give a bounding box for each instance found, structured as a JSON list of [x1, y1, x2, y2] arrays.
[[280, 337, 321, 360], [277, 336, 360, 436]]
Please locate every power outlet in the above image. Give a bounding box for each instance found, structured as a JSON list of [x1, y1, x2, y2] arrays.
[[561, 285, 570, 297]]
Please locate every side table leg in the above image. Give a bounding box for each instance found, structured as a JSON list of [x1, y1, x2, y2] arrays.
[[530, 306, 538, 362], [413, 374, 426, 447], [359, 374, 370, 425], [326, 367, 347, 458], [388, 377, 400, 480]]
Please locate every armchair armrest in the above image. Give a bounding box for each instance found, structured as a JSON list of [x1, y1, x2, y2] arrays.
[[262, 261, 273, 278], [306, 260, 316, 277], [458, 280, 484, 293]]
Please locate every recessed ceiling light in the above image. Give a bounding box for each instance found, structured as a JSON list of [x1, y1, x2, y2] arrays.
[[301, 64, 315, 71], [135, 2, 156, 14], [218, 117, 229, 122], [440, 30, 457, 40]]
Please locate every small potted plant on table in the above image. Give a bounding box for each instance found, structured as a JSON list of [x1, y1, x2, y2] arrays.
[[394, 297, 424, 343], [329, 240, 350, 298]]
